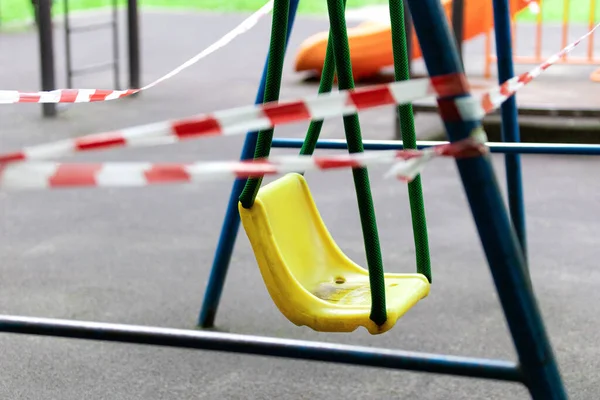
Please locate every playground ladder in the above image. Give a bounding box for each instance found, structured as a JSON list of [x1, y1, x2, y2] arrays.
[[62, 0, 120, 89]]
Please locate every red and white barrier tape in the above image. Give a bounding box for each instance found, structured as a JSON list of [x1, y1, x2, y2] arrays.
[[0, 138, 486, 191], [436, 22, 600, 122], [0, 78, 443, 163], [0, 0, 273, 104], [0, 23, 596, 192], [2, 22, 597, 165], [480, 21, 600, 115]]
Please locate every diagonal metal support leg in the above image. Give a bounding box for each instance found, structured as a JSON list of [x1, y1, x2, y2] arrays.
[[404, 0, 567, 398], [197, 0, 301, 328]]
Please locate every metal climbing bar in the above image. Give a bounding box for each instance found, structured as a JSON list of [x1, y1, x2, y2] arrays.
[[36, 0, 57, 118], [198, 0, 300, 328], [63, 0, 120, 89], [404, 0, 567, 397]]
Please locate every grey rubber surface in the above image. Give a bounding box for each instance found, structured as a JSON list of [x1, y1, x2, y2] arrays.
[[0, 9, 598, 400]]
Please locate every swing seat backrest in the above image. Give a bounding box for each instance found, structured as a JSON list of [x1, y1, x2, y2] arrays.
[[239, 173, 430, 334]]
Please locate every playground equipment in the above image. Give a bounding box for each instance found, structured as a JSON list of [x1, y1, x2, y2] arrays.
[[230, 0, 438, 334], [5, 0, 600, 397], [34, 0, 140, 117], [194, 0, 573, 396], [484, 0, 600, 81], [239, 172, 430, 334], [63, 0, 121, 89], [294, 0, 532, 80]]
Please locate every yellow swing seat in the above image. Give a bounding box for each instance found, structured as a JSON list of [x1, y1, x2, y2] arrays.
[[239, 173, 430, 335]]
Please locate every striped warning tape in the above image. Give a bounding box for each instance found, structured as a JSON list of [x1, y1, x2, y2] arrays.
[[0, 0, 274, 104], [439, 22, 600, 121], [0, 77, 446, 163], [0, 23, 596, 193], [482, 21, 600, 113], [1, 22, 597, 165], [0, 137, 486, 191]]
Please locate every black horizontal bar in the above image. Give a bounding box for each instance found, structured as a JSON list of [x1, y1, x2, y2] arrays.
[[412, 102, 600, 118], [67, 21, 114, 34], [507, 106, 600, 118], [0, 314, 523, 383], [70, 61, 117, 77]]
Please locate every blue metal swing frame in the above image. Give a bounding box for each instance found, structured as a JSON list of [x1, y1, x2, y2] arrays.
[[196, 0, 570, 397]]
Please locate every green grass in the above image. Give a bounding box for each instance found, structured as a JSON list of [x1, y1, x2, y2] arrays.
[[0, 0, 597, 25], [0, 0, 389, 24]]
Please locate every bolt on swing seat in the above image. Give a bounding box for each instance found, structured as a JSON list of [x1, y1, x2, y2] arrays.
[[239, 173, 430, 335]]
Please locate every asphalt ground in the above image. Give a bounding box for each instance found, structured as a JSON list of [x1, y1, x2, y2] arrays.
[[0, 9, 598, 399]]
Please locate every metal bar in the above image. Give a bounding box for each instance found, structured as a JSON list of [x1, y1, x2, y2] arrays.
[[70, 61, 117, 76], [535, 0, 543, 61], [198, 0, 301, 328], [112, 0, 120, 90], [484, 0, 493, 78], [272, 138, 600, 155], [0, 314, 523, 383], [127, 0, 140, 89], [511, 11, 517, 55], [562, 0, 569, 51], [37, 0, 56, 117], [492, 0, 527, 259], [31, 0, 40, 26], [412, 102, 600, 118], [63, 0, 73, 88], [66, 20, 113, 33], [404, 0, 567, 398], [451, 0, 465, 67]]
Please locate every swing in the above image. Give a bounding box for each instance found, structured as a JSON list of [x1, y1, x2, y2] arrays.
[[238, 0, 431, 334], [239, 173, 430, 334]]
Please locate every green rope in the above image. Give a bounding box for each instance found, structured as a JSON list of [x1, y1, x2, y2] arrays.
[[299, 32, 336, 156], [388, 0, 432, 282], [300, 0, 347, 156], [239, 0, 290, 209], [326, 0, 387, 326]]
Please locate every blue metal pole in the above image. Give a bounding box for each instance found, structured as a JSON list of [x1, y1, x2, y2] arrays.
[[272, 138, 600, 155], [0, 314, 523, 383], [492, 0, 527, 259], [198, 0, 300, 328], [403, 0, 567, 398]]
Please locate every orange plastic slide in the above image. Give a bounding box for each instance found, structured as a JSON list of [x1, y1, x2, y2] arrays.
[[295, 0, 531, 80]]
